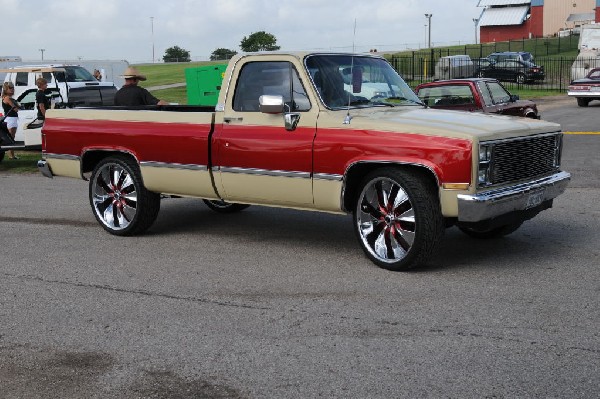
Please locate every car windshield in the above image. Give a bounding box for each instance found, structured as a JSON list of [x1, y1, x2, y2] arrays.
[[54, 66, 96, 82], [305, 54, 422, 109]]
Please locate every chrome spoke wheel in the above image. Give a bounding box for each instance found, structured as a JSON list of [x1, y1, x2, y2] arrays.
[[356, 177, 416, 264], [89, 156, 160, 236], [353, 168, 444, 271], [92, 162, 138, 231]]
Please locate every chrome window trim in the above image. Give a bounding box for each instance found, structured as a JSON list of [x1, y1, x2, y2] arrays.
[[313, 173, 343, 181], [140, 161, 208, 171], [44, 153, 80, 161], [219, 166, 311, 179]]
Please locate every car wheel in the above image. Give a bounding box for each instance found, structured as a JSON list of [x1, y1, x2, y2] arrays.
[[89, 155, 160, 235], [0, 150, 5, 163], [516, 73, 526, 84], [203, 199, 250, 213], [576, 97, 590, 107], [353, 168, 444, 271], [476, 71, 485, 78], [458, 222, 522, 239]]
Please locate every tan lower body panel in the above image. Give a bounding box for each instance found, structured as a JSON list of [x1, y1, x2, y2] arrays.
[[218, 172, 314, 208], [439, 189, 464, 217], [47, 158, 81, 179], [313, 179, 344, 213], [141, 166, 218, 199]]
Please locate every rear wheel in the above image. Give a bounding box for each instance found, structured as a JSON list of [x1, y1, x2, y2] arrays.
[[89, 155, 160, 235], [0, 151, 4, 163], [203, 199, 250, 213], [458, 222, 522, 239], [516, 73, 526, 84], [353, 168, 444, 271], [576, 97, 590, 107]]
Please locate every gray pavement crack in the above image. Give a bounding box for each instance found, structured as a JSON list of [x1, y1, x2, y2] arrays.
[[2, 272, 270, 310]]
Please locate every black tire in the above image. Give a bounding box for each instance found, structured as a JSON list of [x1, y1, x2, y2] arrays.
[[516, 73, 526, 84], [353, 168, 444, 271], [458, 222, 522, 239], [89, 155, 160, 236], [0, 151, 5, 163], [576, 97, 590, 107], [202, 199, 250, 213], [476, 71, 485, 78]]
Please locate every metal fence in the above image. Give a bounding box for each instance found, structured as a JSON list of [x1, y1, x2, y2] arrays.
[[387, 34, 586, 91]]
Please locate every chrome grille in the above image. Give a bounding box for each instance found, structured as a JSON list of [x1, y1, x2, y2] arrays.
[[480, 133, 562, 187]]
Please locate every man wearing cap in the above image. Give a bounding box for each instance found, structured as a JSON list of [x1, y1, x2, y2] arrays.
[[114, 66, 169, 106]]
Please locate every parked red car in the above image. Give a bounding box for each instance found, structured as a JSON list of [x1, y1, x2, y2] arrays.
[[567, 68, 600, 107], [414, 78, 539, 118]]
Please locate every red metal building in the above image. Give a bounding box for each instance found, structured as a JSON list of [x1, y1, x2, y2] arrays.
[[477, 0, 600, 43]]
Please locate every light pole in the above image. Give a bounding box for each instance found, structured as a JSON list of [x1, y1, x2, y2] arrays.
[[424, 14, 432, 48], [150, 16, 155, 63], [473, 18, 479, 44], [39, 48, 45, 60]]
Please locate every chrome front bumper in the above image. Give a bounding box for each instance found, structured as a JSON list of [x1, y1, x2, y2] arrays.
[[457, 171, 571, 222], [37, 160, 54, 178]]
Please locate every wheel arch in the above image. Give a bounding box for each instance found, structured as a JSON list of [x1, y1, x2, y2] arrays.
[[81, 149, 140, 180], [342, 161, 440, 213]]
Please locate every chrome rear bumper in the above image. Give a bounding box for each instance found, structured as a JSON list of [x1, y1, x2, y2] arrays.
[[37, 160, 54, 179], [457, 171, 570, 222]]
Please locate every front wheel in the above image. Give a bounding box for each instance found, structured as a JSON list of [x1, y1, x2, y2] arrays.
[[516, 73, 526, 84], [202, 199, 250, 213], [0, 151, 4, 163], [89, 156, 160, 235], [353, 168, 444, 271]]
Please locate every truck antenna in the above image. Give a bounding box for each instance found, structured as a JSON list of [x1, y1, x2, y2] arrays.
[[344, 18, 357, 125]]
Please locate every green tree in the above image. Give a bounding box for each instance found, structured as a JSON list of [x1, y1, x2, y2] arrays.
[[163, 45, 191, 62], [240, 31, 281, 52], [210, 48, 237, 61]]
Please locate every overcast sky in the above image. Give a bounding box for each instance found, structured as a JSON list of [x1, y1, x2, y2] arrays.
[[3, 0, 483, 64]]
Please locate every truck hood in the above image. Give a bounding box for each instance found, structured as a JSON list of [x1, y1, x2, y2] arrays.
[[344, 106, 560, 141]]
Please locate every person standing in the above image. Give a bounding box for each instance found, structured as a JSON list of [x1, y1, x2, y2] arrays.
[[35, 77, 51, 120], [2, 82, 20, 159], [114, 67, 168, 106]]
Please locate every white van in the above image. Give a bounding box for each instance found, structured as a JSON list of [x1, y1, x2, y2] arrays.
[[434, 55, 475, 80]]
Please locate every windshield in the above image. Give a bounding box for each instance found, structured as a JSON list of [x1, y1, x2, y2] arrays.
[[305, 54, 422, 109], [54, 66, 96, 82]]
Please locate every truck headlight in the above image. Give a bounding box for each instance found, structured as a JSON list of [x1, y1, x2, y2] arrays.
[[478, 144, 493, 186]]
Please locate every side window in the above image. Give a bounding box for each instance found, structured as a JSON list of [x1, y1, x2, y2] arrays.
[[42, 72, 53, 83], [418, 85, 474, 107], [477, 82, 493, 106], [233, 61, 310, 112], [15, 72, 28, 86], [486, 82, 511, 104]]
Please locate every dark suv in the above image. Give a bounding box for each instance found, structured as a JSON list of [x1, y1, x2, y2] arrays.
[[488, 51, 534, 64]]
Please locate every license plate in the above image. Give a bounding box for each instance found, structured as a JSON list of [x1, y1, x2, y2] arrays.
[[525, 190, 545, 209]]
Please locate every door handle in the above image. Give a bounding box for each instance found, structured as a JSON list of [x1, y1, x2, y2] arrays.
[[224, 117, 243, 123]]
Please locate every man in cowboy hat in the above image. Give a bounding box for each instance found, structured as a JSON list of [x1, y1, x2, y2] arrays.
[[114, 66, 169, 106]]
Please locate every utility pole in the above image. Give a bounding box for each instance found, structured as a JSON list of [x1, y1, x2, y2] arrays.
[[473, 18, 479, 44], [150, 16, 155, 63], [424, 14, 433, 48], [39, 48, 45, 60]]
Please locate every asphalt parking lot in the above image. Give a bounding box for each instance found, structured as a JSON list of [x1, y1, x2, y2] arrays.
[[0, 97, 598, 398]]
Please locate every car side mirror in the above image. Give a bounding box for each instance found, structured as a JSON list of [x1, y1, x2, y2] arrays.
[[259, 95, 284, 114], [510, 94, 519, 102]]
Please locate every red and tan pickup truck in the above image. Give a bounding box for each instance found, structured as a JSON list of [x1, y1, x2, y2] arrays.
[[37, 52, 570, 271]]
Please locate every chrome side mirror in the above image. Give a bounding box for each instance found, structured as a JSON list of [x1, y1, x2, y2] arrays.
[[259, 94, 300, 131], [259, 95, 284, 114]]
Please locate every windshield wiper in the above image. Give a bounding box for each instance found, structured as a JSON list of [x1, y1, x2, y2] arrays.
[[379, 96, 426, 107]]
